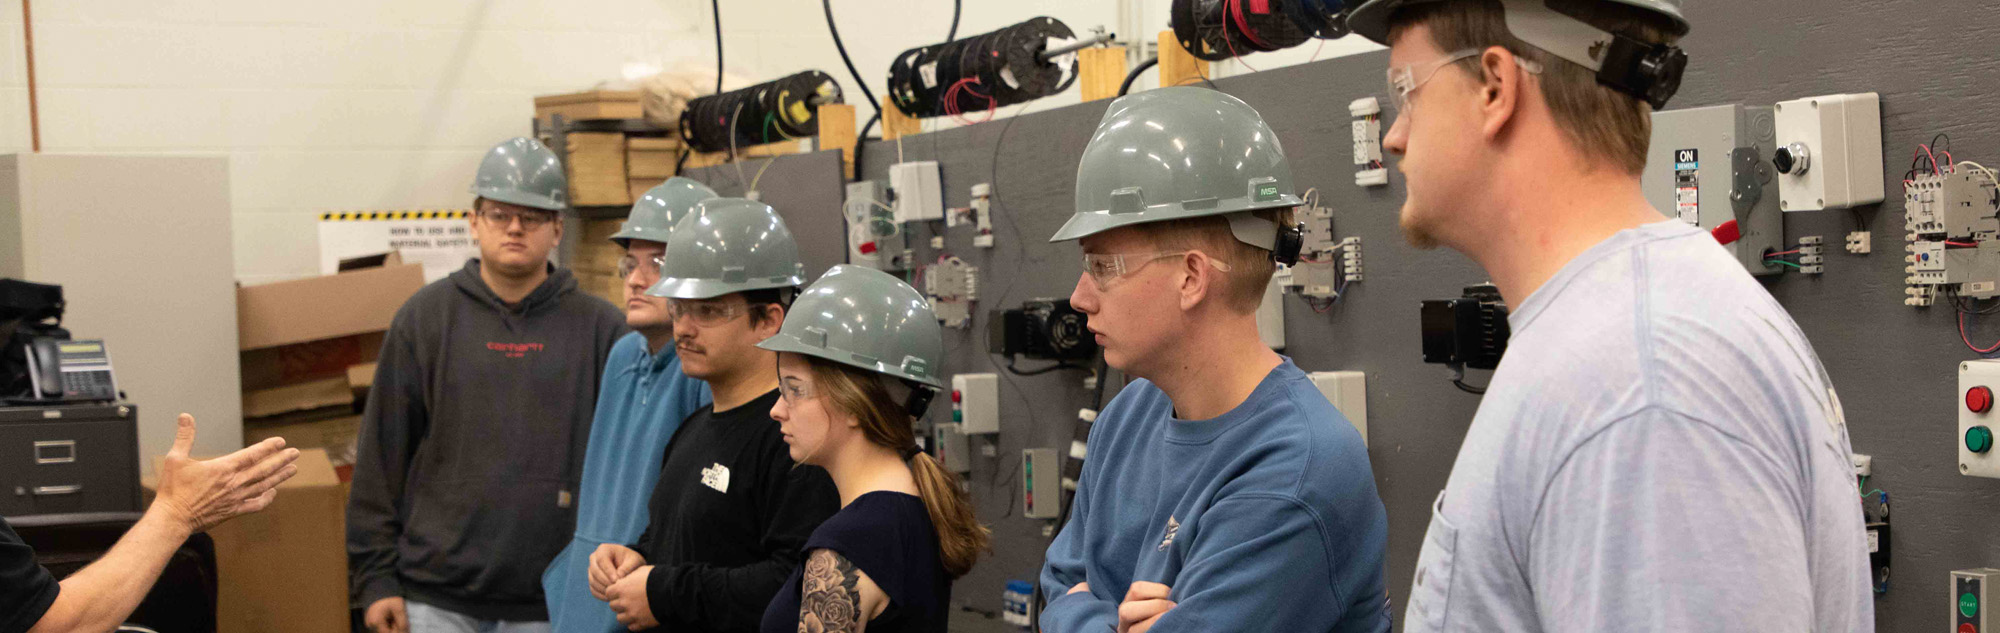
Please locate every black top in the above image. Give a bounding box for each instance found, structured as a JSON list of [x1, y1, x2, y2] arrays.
[[760, 492, 951, 633], [631, 389, 839, 633], [346, 261, 627, 621], [0, 518, 57, 633]]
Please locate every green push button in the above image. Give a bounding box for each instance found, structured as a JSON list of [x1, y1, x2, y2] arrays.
[[1963, 592, 1979, 618], [1970, 426, 1995, 454]]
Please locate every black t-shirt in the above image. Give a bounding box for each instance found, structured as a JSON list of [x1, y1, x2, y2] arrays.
[[1, 518, 58, 633], [630, 389, 839, 633], [759, 492, 951, 633]]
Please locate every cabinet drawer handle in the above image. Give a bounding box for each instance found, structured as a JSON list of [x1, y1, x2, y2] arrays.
[[33, 440, 76, 465], [32, 484, 82, 496]]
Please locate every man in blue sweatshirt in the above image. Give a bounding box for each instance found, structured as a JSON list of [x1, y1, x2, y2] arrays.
[[348, 137, 629, 633], [542, 177, 717, 632], [1038, 88, 1390, 633]]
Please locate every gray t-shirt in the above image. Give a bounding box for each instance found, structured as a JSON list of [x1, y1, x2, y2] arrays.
[[1403, 220, 1872, 632]]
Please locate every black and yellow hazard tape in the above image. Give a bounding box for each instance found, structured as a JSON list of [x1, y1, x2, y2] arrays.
[[319, 210, 473, 221]]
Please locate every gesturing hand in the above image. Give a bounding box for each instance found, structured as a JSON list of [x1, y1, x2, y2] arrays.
[[154, 413, 299, 533]]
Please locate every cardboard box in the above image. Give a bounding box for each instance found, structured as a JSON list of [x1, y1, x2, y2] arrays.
[[627, 138, 681, 179], [583, 218, 625, 243], [245, 412, 360, 470], [576, 272, 627, 307], [534, 90, 643, 122], [147, 449, 350, 633], [239, 332, 383, 392], [346, 362, 377, 391], [565, 132, 631, 207], [237, 263, 425, 351], [242, 376, 353, 419], [572, 240, 625, 276]]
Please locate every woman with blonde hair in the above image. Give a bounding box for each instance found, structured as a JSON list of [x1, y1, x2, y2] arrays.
[[756, 265, 990, 633]]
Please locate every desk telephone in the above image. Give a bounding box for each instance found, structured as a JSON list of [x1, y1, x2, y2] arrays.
[[24, 338, 119, 402]]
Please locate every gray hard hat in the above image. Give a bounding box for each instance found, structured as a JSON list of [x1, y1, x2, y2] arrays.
[[612, 177, 718, 247], [1346, 0, 1689, 46], [1050, 87, 1302, 250], [757, 265, 944, 388], [646, 197, 807, 300], [470, 137, 568, 211]]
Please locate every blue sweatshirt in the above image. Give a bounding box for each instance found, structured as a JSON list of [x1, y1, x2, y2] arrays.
[[1039, 358, 1389, 633], [543, 331, 710, 632]]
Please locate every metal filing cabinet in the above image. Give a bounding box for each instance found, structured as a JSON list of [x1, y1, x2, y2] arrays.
[[0, 403, 141, 518]]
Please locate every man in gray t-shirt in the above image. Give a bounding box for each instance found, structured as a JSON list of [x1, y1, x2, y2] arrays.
[[1344, 0, 1873, 630]]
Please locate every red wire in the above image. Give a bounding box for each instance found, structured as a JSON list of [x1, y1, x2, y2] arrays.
[[1922, 144, 1941, 174], [1943, 150, 1957, 171], [1765, 249, 1801, 256], [1962, 311, 2000, 354], [1221, 0, 1262, 72], [1947, 240, 1980, 247]]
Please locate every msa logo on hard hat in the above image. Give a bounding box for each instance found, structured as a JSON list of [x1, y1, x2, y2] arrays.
[[1255, 184, 1282, 202]]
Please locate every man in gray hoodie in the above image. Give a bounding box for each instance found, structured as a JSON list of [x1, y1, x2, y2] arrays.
[[347, 137, 629, 633]]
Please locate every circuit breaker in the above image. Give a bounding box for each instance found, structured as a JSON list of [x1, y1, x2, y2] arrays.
[[1959, 360, 2000, 478], [932, 422, 971, 474], [1308, 371, 1367, 445], [1956, 568, 2000, 633], [844, 180, 908, 271], [950, 372, 998, 434], [1023, 448, 1060, 519], [889, 161, 943, 222], [923, 256, 978, 328], [1904, 171, 2000, 306], [1643, 103, 1783, 275], [1772, 92, 1884, 211]]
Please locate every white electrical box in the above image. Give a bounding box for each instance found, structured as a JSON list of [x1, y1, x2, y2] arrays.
[[1257, 275, 1285, 350], [933, 422, 971, 474], [889, 161, 943, 222], [1023, 448, 1061, 519], [1349, 97, 1388, 187], [1773, 92, 1883, 211], [1955, 568, 2000, 632], [951, 372, 999, 434], [1960, 360, 2000, 478], [1309, 371, 1368, 445]]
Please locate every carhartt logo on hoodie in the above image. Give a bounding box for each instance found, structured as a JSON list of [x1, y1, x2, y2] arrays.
[[486, 341, 545, 358]]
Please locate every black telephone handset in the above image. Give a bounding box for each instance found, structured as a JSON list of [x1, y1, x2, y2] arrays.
[[27, 337, 61, 398]]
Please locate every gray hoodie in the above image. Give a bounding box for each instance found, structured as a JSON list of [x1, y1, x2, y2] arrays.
[[347, 260, 628, 621]]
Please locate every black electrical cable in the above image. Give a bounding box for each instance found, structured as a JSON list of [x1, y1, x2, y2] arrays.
[[710, 0, 723, 95], [1452, 379, 1487, 395], [947, 0, 961, 42], [1118, 56, 1159, 96], [822, 0, 880, 121], [1005, 358, 1089, 376]]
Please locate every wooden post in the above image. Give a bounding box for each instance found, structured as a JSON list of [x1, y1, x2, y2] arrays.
[[1157, 30, 1210, 89], [881, 96, 923, 140], [817, 103, 858, 180], [1078, 46, 1129, 101]]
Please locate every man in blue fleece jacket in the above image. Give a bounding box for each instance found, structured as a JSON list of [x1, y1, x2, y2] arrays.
[[1038, 88, 1390, 633], [542, 177, 716, 632]]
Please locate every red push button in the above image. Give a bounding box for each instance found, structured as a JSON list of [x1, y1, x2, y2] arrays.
[[1970, 386, 1994, 414], [1959, 623, 1975, 633], [951, 390, 962, 403]]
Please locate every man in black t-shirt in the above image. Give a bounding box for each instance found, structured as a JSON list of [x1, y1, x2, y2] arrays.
[[3, 413, 298, 633], [586, 198, 838, 632]]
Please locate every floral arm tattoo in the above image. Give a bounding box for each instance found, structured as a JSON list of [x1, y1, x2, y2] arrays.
[[799, 548, 862, 633]]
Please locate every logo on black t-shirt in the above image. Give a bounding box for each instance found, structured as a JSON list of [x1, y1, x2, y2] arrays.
[[700, 463, 731, 493]]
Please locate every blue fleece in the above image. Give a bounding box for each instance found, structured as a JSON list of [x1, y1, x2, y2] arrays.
[[543, 332, 710, 632], [1040, 358, 1389, 633]]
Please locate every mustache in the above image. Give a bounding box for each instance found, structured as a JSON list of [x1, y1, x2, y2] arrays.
[[676, 340, 706, 355]]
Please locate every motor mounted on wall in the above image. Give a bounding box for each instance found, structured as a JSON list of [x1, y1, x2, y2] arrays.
[[1420, 284, 1510, 394], [1169, 0, 1353, 62], [680, 70, 845, 153], [988, 299, 1097, 363], [886, 17, 1106, 122]]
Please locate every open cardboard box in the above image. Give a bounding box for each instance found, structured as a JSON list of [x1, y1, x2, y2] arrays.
[[146, 449, 350, 633], [237, 252, 421, 425]]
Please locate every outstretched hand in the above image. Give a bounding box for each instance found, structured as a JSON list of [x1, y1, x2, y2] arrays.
[[153, 413, 300, 533]]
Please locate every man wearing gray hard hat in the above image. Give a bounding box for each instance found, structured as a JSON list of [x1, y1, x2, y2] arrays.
[[1346, 0, 1870, 630], [348, 137, 630, 633], [541, 177, 720, 632], [589, 198, 838, 632], [1038, 88, 1390, 633]]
